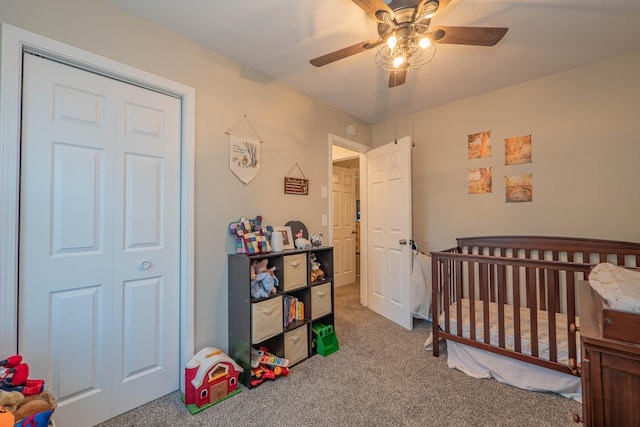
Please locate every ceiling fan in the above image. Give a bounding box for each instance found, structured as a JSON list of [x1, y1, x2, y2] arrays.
[[310, 0, 508, 88]]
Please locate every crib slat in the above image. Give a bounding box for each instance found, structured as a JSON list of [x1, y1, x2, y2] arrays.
[[527, 266, 539, 357], [547, 268, 558, 362], [512, 264, 522, 353], [468, 258, 476, 342], [444, 259, 451, 334], [480, 263, 490, 345], [497, 264, 506, 349], [552, 250, 561, 311], [490, 256, 497, 302], [539, 261, 548, 311]]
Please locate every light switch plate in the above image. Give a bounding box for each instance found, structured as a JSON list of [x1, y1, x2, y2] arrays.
[[321, 214, 327, 226]]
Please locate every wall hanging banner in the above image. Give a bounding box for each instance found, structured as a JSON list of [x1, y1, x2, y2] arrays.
[[229, 133, 260, 184]]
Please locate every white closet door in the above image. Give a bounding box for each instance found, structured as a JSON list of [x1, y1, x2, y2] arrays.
[[19, 53, 180, 426]]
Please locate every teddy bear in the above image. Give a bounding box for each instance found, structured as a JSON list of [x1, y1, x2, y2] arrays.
[[14, 389, 56, 423], [250, 259, 279, 298], [0, 389, 24, 414]]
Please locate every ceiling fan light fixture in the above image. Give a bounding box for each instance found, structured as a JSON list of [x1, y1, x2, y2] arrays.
[[375, 25, 436, 72], [387, 34, 397, 50], [392, 54, 404, 68], [418, 37, 431, 49]]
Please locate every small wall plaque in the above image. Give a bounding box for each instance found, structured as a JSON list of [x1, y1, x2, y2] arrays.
[[284, 163, 309, 195]]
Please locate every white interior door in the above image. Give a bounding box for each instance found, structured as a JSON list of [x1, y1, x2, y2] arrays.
[[19, 53, 180, 426], [366, 137, 413, 330], [332, 165, 357, 287]]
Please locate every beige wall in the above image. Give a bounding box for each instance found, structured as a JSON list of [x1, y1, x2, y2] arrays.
[[373, 52, 640, 253], [0, 0, 372, 352]]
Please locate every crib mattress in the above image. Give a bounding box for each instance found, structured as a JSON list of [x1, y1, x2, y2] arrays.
[[439, 298, 580, 364]]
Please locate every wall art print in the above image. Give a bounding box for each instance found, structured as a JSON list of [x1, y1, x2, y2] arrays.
[[468, 130, 491, 159], [468, 167, 493, 194], [505, 173, 533, 203], [505, 134, 532, 165]]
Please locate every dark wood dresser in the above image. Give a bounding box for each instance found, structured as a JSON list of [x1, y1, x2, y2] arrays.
[[576, 281, 640, 426]]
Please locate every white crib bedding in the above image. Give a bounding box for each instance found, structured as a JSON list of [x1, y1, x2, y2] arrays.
[[411, 252, 432, 321], [436, 298, 582, 401]]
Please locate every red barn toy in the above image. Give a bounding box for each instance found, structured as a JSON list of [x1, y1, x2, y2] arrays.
[[183, 347, 243, 413]]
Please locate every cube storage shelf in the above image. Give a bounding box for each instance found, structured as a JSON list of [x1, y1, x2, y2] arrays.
[[228, 246, 334, 388]]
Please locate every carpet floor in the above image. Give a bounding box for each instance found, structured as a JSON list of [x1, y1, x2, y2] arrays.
[[97, 281, 582, 426]]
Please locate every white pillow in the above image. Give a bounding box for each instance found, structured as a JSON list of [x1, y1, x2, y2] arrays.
[[588, 263, 640, 313]]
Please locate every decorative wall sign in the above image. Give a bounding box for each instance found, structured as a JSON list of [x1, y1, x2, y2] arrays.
[[284, 163, 309, 195], [468, 167, 493, 194], [505, 134, 532, 165], [229, 134, 260, 183], [468, 130, 492, 159], [226, 115, 264, 184], [505, 173, 533, 203]]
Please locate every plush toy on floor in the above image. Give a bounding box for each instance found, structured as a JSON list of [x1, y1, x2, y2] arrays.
[[0, 356, 54, 427], [0, 356, 44, 396], [250, 259, 279, 298], [0, 389, 24, 415], [0, 356, 28, 389]]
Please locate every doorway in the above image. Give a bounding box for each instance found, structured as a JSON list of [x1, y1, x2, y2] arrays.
[[329, 134, 414, 330], [332, 159, 360, 285], [328, 134, 369, 306]]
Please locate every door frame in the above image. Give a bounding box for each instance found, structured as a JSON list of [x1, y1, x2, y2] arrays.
[[328, 134, 369, 306], [0, 24, 195, 390]]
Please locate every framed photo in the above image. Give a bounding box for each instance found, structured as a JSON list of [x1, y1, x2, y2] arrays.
[[273, 226, 294, 250]]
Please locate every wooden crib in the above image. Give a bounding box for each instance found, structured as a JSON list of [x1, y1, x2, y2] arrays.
[[430, 236, 640, 379]]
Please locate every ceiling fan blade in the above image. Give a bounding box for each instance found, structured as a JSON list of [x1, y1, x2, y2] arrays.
[[310, 39, 382, 67], [351, 0, 395, 22], [432, 26, 508, 46], [388, 66, 408, 88]]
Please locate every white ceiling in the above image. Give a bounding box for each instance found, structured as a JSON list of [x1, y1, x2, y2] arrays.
[[105, 0, 640, 124]]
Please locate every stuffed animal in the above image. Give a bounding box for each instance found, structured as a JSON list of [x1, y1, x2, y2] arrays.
[[294, 229, 311, 250], [14, 390, 56, 423], [310, 233, 322, 247], [0, 355, 29, 389], [250, 259, 279, 298], [0, 390, 24, 414], [310, 254, 325, 282], [0, 406, 15, 427]]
